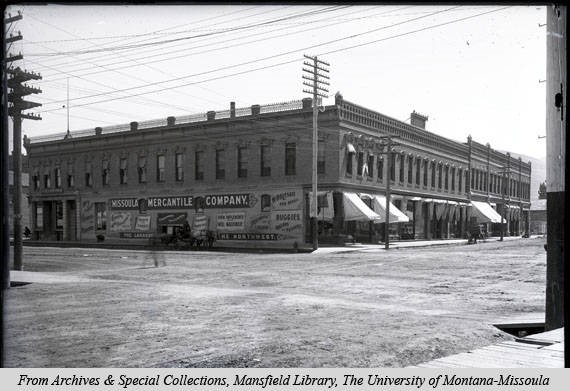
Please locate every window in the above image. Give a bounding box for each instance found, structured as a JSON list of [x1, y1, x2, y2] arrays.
[[195, 151, 204, 180], [67, 163, 74, 188], [138, 156, 147, 183], [356, 151, 364, 176], [346, 150, 354, 176], [444, 165, 449, 190], [43, 173, 51, 189], [260, 144, 271, 177], [33, 173, 40, 190], [458, 169, 462, 192], [317, 139, 325, 174], [399, 154, 405, 182], [35, 203, 43, 228], [285, 142, 296, 176], [367, 154, 374, 178], [470, 169, 475, 189], [415, 158, 421, 185], [54, 168, 61, 188], [431, 163, 436, 187], [423, 160, 428, 186], [216, 149, 226, 179], [102, 160, 110, 186], [175, 153, 184, 182], [390, 153, 396, 181], [451, 167, 456, 191], [377, 157, 384, 181], [95, 202, 107, 230], [407, 156, 413, 184], [120, 158, 128, 184], [156, 154, 165, 182], [261, 194, 271, 212], [238, 146, 248, 178], [438, 163, 443, 189]]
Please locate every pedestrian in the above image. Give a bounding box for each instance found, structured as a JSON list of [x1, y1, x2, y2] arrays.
[[148, 249, 166, 268]]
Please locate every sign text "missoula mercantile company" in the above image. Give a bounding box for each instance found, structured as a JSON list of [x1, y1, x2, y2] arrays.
[[110, 194, 252, 210]]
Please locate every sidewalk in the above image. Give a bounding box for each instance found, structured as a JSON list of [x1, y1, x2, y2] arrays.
[[312, 235, 529, 254]]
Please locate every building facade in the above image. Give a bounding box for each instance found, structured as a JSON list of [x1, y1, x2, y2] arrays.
[[25, 95, 531, 249]]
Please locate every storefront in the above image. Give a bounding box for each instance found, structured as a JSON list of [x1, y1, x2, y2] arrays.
[[78, 189, 306, 249]]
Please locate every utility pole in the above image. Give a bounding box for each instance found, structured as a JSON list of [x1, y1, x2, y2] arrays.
[[303, 54, 329, 251], [544, 5, 566, 354], [5, 11, 42, 272], [498, 164, 512, 242], [3, 12, 23, 290], [378, 135, 400, 250]]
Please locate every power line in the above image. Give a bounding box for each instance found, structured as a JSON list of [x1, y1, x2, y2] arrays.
[[36, 5, 397, 81], [35, 5, 511, 115], [26, 6, 348, 57], [36, 5, 462, 109]]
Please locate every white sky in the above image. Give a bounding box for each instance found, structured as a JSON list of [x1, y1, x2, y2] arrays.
[[6, 4, 547, 158]]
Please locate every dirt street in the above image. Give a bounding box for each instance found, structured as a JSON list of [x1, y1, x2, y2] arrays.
[[4, 238, 546, 367]]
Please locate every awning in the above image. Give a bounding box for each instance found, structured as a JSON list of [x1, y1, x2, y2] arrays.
[[470, 201, 503, 223], [343, 192, 382, 221], [347, 143, 356, 153], [370, 195, 409, 223]]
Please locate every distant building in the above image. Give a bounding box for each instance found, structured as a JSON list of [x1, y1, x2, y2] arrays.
[[8, 154, 30, 236], [24, 95, 531, 248], [530, 199, 547, 235]]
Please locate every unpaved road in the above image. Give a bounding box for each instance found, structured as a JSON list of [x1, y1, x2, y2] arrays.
[[5, 238, 546, 367]]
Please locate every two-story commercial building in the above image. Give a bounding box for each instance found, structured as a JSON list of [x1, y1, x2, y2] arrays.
[[24, 94, 531, 249]]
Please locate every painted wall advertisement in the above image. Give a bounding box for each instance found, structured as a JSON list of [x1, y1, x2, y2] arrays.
[[135, 215, 151, 231], [110, 212, 132, 232], [216, 212, 245, 231], [104, 188, 304, 245]]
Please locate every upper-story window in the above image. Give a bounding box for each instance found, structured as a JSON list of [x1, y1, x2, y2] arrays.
[[260, 144, 271, 177], [44, 173, 51, 189], [33, 172, 40, 190], [317, 139, 325, 175], [458, 169, 462, 193], [423, 159, 428, 186], [195, 151, 204, 180], [216, 149, 226, 180], [54, 168, 61, 189], [377, 157, 383, 181], [407, 156, 413, 184], [120, 158, 128, 184], [85, 162, 93, 188], [437, 163, 443, 189], [356, 151, 364, 176], [415, 158, 420, 185], [399, 154, 405, 182], [175, 153, 184, 182], [156, 154, 165, 182], [444, 165, 449, 191], [451, 167, 456, 191], [285, 142, 296, 176], [237, 146, 248, 178], [346, 148, 354, 176], [67, 163, 74, 188], [367, 154, 374, 178], [138, 156, 147, 183], [102, 160, 110, 186], [431, 162, 436, 187]]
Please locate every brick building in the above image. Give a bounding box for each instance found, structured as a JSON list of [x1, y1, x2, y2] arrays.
[[24, 94, 531, 249]]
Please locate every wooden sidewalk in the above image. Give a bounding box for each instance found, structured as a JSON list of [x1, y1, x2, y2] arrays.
[[413, 328, 564, 368]]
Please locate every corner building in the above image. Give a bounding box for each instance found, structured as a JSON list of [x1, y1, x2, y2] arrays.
[[25, 94, 531, 249]]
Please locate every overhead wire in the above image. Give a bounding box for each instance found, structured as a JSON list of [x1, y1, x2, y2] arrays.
[[26, 5, 350, 57], [37, 5, 397, 81], [36, 5, 465, 110]]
